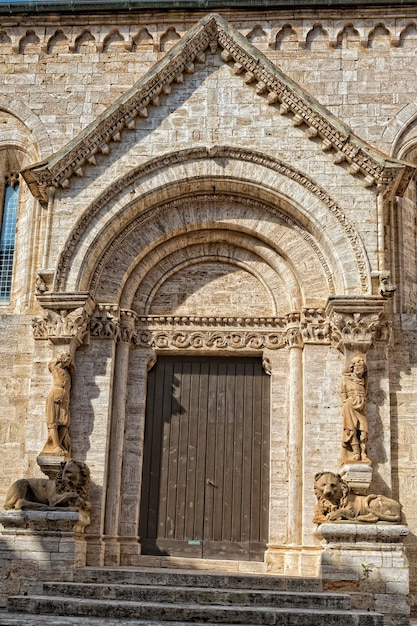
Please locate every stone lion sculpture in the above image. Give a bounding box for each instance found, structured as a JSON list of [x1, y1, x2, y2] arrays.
[[313, 471, 402, 524], [4, 460, 91, 512]]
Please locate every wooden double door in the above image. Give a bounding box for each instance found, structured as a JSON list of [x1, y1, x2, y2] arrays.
[[139, 355, 270, 561]]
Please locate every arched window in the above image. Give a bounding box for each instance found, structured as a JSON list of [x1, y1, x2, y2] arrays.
[[0, 172, 19, 301]]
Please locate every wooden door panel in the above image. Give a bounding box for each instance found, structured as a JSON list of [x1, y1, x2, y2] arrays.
[[139, 356, 269, 561]]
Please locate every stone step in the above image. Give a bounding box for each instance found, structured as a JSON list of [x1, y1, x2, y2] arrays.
[[74, 566, 322, 592], [0, 612, 254, 626], [7, 595, 384, 625], [43, 581, 351, 610]]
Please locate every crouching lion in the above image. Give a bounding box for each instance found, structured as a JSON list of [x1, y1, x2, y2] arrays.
[[4, 459, 91, 512], [313, 471, 402, 524]]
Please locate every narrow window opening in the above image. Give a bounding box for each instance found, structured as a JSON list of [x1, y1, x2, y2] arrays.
[[0, 173, 19, 302]]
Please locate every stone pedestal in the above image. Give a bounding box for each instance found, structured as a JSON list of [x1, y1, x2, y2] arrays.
[[0, 509, 90, 607], [317, 523, 410, 626], [341, 464, 373, 495]]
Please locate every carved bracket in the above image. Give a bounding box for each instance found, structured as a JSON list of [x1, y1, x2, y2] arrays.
[[325, 296, 387, 355], [32, 292, 96, 353]]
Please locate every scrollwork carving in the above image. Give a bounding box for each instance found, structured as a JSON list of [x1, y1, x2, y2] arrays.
[[135, 329, 287, 351]]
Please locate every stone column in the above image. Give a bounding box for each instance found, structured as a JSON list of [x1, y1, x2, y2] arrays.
[[102, 310, 137, 566], [119, 345, 155, 566], [287, 329, 303, 546]]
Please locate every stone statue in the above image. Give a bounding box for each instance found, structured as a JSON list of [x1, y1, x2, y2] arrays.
[[313, 471, 402, 524], [41, 351, 74, 455], [4, 460, 91, 511], [341, 356, 370, 464]]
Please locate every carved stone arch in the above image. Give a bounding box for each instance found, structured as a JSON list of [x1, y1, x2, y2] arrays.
[[336, 24, 360, 49], [120, 228, 303, 314], [398, 23, 417, 48], [382, 102, 417, 161], [132, 27, 153, 50], [275, 24, 298, 51], [86, 195, 329, 312], [55, 148, 370, 296], [73, 29, 96, 54], [160, 27, 181, 53], [0, 96, 50, 159], [245, 25, 269, 50], [0, 30, 12, 50], [102, 29, 125, 53]]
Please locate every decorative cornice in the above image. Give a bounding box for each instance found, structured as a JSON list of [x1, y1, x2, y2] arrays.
[[21, 13, 414, 203], [88, 301, 391, 350]]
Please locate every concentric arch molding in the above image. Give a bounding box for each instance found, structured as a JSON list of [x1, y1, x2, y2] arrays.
[[55, 146, 370, 294], [88, 193, 335, 297]]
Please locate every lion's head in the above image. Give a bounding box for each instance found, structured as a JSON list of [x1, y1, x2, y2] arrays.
[[56, 460, 90, 502], [314, 472, 345, 506], [313, 472, 347, 523]]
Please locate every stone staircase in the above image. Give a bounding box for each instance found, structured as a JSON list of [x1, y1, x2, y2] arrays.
[[1, 567, 383, 625]]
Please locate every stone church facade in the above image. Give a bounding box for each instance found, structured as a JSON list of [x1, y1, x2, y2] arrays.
[[1, 0, 417, 621]]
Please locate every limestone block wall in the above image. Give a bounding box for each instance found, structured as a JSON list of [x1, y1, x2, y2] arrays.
[[0, 1, 417, 611]]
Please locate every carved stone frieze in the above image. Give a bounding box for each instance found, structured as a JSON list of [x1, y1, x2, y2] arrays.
[[300, 307, 331, 343], [136, 330, 287, 351]]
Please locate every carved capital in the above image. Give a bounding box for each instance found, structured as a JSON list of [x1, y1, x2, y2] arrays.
[[326, 296, 386, 354], [300, 307, 331, 344], [33, 292, 96, 351], [90, 304, 121, 341], [119, 309, 138, 344], [89, 306, 138, 344]]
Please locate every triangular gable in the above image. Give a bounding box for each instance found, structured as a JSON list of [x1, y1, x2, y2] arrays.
[[22, 13, 414, 203]]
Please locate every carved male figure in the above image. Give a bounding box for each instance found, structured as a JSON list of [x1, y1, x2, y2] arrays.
[[41, 351, 73, 455], [341, 356, 370, 464]]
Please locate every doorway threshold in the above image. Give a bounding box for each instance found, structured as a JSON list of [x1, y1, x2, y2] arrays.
[[124, 554, 268, 574]]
